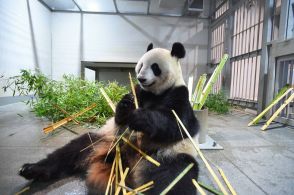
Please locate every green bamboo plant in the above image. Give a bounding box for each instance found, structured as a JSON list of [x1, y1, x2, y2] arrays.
[[191, 54, 229, 110]]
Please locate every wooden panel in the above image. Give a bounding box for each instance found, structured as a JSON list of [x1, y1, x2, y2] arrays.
[[250, 56, 256, 100]]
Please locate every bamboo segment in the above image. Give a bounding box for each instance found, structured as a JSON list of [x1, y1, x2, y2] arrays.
[[43, 103, 96, 133], [261, 93, 294, 130], [192, 74, 207, 110], [99, 88, 116, 112], [199, 54, 229, 110], [15, 186, 30, 195], [192, 179, 207, 195], [217, 167, 237, 195], [159, 163, 194, 195], [125, 181, 154, 195], [248, 88, 292, 126], [198, 182, 224, 195], [122, 137, 160, 167], [105, 158, 116, 195], [171, 110, 228, 195], [129, 72, 139, 109], [114, 167, 129, 195], [53, 104, 80, 124]]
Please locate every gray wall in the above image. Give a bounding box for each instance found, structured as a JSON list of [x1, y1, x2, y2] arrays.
[[52, 13, 209, 83]]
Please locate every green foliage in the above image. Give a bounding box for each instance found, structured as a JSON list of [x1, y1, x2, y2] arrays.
[[204, 91, 230, 114], [3, 70, 128, 126]]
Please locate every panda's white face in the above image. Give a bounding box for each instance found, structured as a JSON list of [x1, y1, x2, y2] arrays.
[[135, 47, 185, 95]]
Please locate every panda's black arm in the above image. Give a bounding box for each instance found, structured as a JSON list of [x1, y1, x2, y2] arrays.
[[128, 107, 197, 143]]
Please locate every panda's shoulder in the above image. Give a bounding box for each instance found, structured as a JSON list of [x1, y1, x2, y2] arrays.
[[168, 85, 189, 99]]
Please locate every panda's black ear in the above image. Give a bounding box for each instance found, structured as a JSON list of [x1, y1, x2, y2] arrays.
[[171, 42, 185, 58], [147, 43, 153, 52]]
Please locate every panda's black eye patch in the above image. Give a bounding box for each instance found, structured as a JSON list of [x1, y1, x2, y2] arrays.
[[138, 63, 143, 73], [151, 63, 161, 76]]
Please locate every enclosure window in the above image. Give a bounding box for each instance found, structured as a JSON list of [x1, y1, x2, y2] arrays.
[[211, 22, 225, 93], [214, 0, 229, 19], [229, 0, 264, 102], [286, 0, 294, 39], [271, 0, 281, 40]]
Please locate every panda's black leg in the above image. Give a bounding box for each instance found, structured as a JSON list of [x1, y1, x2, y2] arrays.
[[19, 132, 100, 181], [137, 153, 199, 195]]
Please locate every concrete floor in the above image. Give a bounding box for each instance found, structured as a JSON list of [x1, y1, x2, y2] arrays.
[[0, 102, 293, 195]]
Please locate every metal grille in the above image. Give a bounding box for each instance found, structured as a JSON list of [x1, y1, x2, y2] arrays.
[[229, 0, 264, 102], [275, 57, 294, 121], [230, 55, 261, 101], [210, 22, 225, 93], [214, 0, 229, 19]]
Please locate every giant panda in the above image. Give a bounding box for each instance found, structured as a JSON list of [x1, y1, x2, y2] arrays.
[[19, 42, 200, 195]]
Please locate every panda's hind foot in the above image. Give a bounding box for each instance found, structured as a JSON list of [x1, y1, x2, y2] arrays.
[[19, 163, 51, 181]]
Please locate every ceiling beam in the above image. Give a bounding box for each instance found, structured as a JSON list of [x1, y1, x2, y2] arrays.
[[113, 0, 119, 13], [72, 0, 82, 12], [37, 0, 52, 11]]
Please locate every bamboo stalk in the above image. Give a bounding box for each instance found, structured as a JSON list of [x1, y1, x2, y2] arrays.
[[171, 110, 228, 195], [217, 167, 237, 195], [15, 186, 30, 195], [105, 158, 116, 195], [248, 88, 292, 126], [198, 182, 224, 195], [125, 181, 154, 195], [99, 88, 116, 112], [198, 54, 228, 110], [192, 74, 207, 110], [114, 167, 129, 195], [117, 146, 127, 194], [80, 137, 104, 152], [261, 92, 294, 130], [43, 103, 97, 133], [53, 104, 80, 124], [160, 163, 194, 195], [129, 72, 138, 109], [106, 128, 129, 157], [122, 137, 160, 167], [116, 183, 144, 195], [192, 179, 207, 195]]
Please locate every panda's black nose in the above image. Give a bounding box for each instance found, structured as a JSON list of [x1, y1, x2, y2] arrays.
[[138, 78, 146, 83]]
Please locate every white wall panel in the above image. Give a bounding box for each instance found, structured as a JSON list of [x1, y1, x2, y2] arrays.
[[0, 0, 52, 97]]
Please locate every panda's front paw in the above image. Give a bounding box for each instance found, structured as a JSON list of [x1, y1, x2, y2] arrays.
[[129, 109, 155, 136], [115, 94, 135, 125], [19, 163, 50, 181]]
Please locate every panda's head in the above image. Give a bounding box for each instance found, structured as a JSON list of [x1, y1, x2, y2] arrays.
[[135, 42, 186, 95]]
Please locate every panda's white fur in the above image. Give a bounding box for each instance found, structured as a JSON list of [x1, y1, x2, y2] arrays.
[[136, 48, 185, 95]]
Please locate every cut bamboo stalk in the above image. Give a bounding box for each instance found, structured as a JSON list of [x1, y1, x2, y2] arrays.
[[159, 163, 194, 195], [106, 128, 129, 157], [125, 181, 154, 195], [217, 167, 237, 195], [129, 72, 138, 109], [115, 147, 119, 191], [116, 184, 144, 195], [261, 92, 294, 130], [192, 74, 207, 110], [199, 54, 229, 110], [43, 103, 96, 133], [171, 110, 228, 195], [114, 167, 129, 195], [117, 146, 127, 194], [105, 157, 116, 195], [129, 156, 144, 173], [248, 88, 292, 126], [192, 179, 207, 195], [80, 137, 104, 152], [198, 182, 224, 195], [53, 104, 80, 124], [100, 88, 116, 112], [15, 186, 30, 195], [122, 137, 160, 167]]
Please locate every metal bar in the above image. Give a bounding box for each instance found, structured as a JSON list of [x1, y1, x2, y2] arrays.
[[113, 0, 119, 13], [51, 9, 207, 18], [37, 0, 52, 11], [72, 0, 82, 12], [147, 0, 151, 15]]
